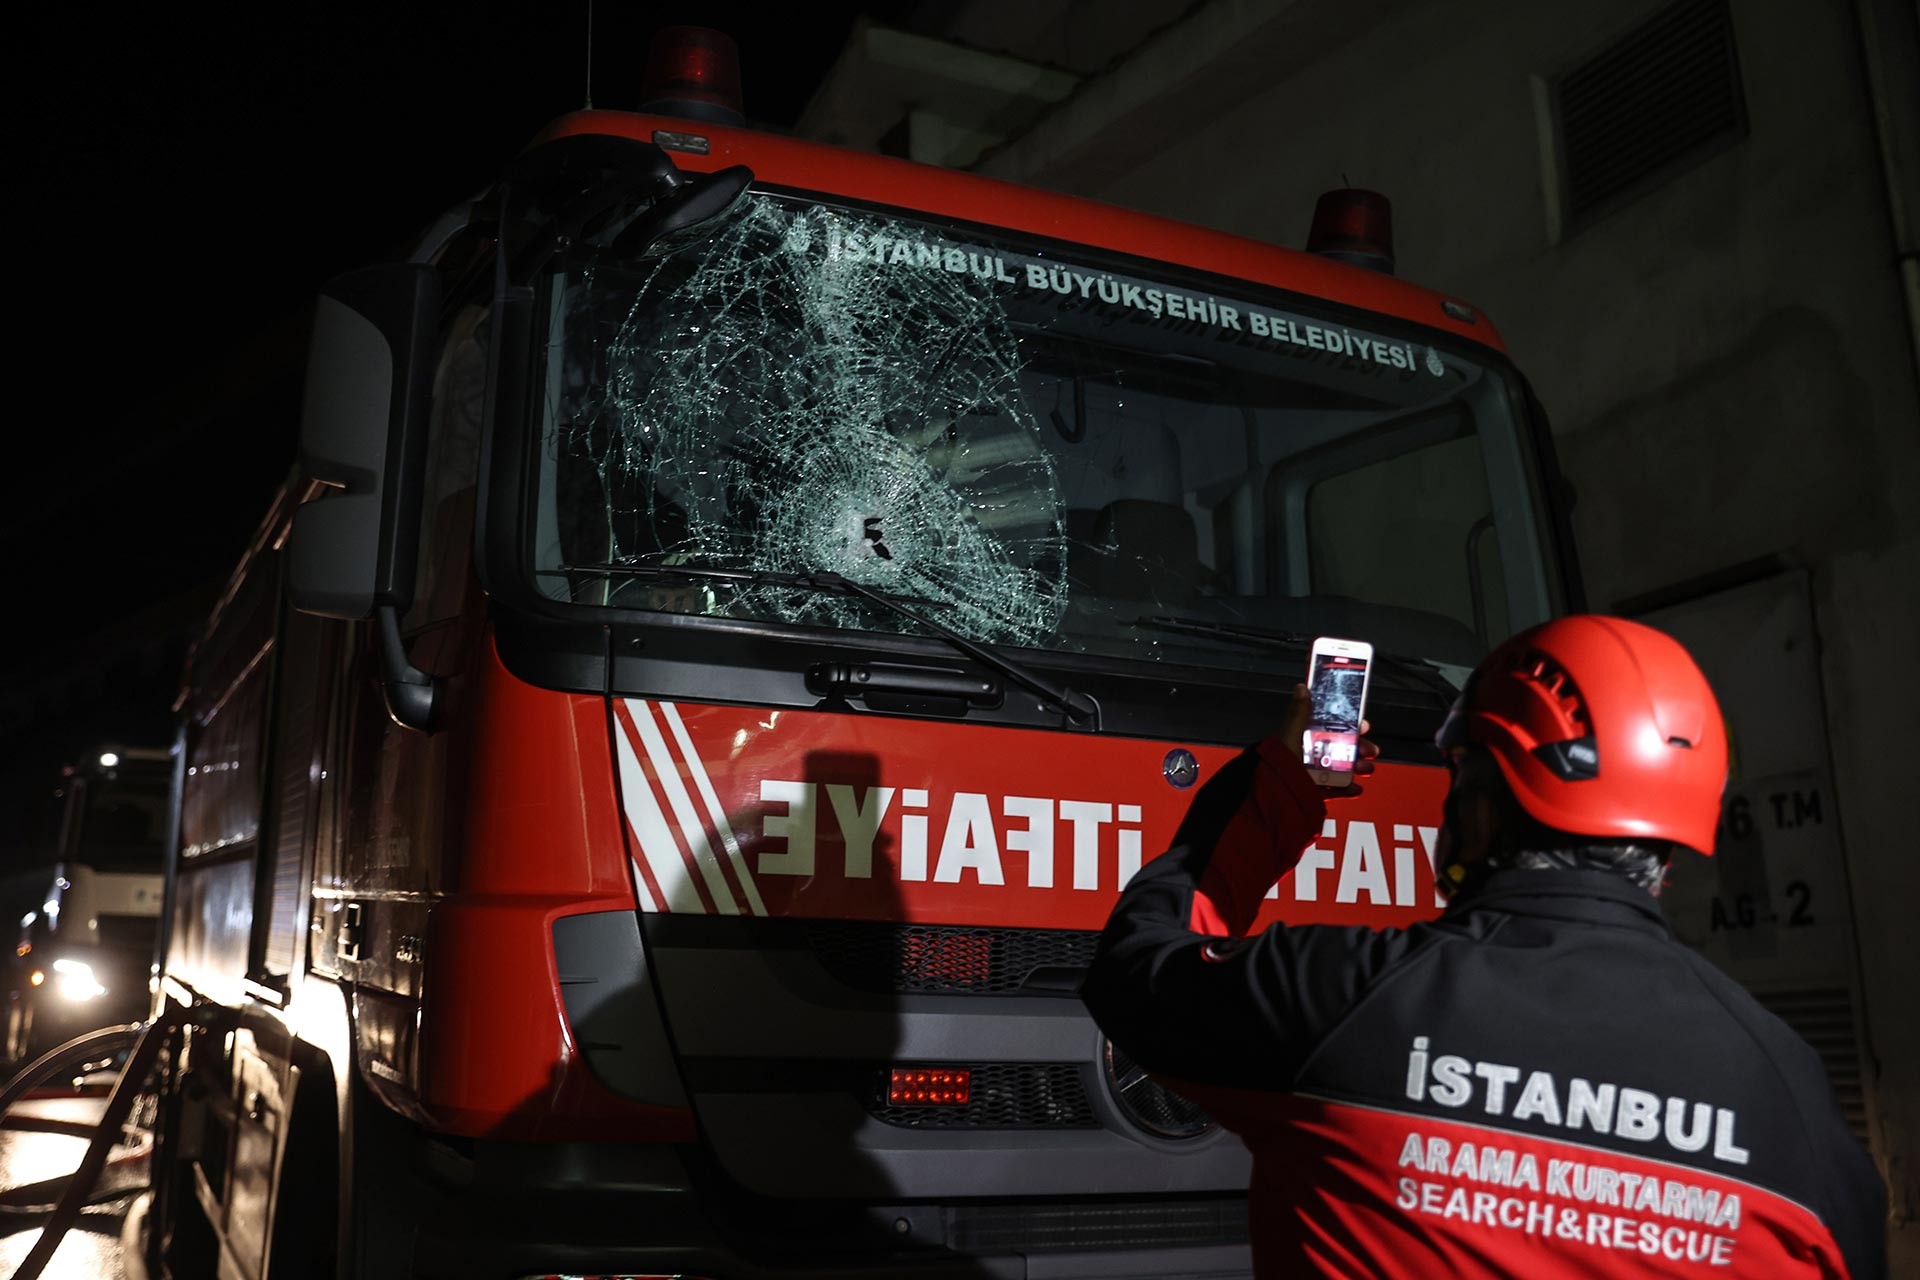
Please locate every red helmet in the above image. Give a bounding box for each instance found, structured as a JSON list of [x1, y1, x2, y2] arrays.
[[1436, 616, 1728, 856]]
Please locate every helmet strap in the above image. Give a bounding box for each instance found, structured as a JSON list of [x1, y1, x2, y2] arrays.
[[1434, 786, 1471, 901], [1435, 755, 1503, 901]]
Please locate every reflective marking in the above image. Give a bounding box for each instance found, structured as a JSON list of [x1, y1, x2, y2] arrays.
[[658, 700, 766, 916], [630, 857, 661, 913], [632, 701, 741, 915], [612, 702, 706, 913]]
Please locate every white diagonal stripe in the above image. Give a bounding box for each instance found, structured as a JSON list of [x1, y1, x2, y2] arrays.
[[658, 700, 766, 917], [632, 700, 740, 916], [630, 858, 659, 912], [613, 713, 702, 913]]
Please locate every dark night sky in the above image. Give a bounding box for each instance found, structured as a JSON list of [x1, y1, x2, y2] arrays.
[[2, 2, 898, 859]]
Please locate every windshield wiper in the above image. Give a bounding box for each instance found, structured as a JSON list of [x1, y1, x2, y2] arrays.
[[561, 562, 954, 611], [1134, 614, 1460, 704], [1136, 615, 1310, 648], [558, 562, 1102, 730]]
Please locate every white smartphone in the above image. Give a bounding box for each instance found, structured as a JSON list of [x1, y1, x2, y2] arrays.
[[1303, 636, 1373, 787]]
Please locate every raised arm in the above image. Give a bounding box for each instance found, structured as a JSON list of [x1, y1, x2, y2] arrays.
[[1083, 699, 1406, 1129]]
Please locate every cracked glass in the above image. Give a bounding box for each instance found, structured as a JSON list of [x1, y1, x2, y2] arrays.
[[530, 191, 1554, 674]]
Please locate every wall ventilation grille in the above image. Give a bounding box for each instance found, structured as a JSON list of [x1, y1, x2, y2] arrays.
[[1754, 986, 1870, 1141], [1555, 0, 1746, 225]]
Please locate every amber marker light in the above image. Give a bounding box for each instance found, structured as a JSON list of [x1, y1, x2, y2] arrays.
[[888, 1066, 972, 1105]]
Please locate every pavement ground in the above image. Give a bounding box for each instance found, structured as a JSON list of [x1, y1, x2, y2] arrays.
[[0, 1092, 137, 1279]]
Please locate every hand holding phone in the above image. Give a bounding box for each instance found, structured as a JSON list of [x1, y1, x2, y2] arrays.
[[1303, 636, 1373, 788]]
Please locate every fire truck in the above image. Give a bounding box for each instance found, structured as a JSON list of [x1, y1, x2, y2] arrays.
[[5, 746, 169, 1063], [134, 27, 1581, 1280]]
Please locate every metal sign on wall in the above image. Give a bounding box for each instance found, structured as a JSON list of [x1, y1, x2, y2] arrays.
[[1641, 570, 1857, 990]]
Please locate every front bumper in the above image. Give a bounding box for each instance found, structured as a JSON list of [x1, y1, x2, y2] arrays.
[[408, 1138, 1252, 1280]]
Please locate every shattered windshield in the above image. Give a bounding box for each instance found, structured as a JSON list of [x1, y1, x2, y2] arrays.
[[530, 192, 1554, 675]]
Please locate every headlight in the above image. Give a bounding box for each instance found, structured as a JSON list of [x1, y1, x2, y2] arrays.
[[50, 958, 106, 1002]]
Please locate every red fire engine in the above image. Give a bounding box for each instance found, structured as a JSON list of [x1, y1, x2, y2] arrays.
[[128, 27, 1579, 1280]]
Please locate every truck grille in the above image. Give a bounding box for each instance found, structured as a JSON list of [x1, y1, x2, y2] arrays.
[[806, 921, 1096, 994], [1105, 1040, 1215, 1139], [870, 1064, 1097, 1129]]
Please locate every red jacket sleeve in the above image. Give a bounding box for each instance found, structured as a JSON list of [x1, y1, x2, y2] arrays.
[[1186, 734, 1329, 937]]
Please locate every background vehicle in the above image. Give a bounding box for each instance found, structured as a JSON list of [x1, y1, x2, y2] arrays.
[[137, 29, 1578, 1280], [5, 747, 168, 1063]]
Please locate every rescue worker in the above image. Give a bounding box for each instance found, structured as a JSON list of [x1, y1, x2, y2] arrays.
[[1084, 615, 1885, 1278]]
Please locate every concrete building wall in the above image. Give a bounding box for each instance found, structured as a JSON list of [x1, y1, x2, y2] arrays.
[[803, 0, 1919, 1262], [902, 0, 1191, 75]]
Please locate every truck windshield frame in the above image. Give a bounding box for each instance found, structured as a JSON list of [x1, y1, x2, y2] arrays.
[[489, 186, 1567, 735]]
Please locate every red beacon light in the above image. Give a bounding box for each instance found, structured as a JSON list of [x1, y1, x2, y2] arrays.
[[640, 26, 745, 127], [1306, 188, 1396, 275]]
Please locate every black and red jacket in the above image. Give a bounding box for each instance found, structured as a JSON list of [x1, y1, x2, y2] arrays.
[[1083, 739, 1886, 1278]]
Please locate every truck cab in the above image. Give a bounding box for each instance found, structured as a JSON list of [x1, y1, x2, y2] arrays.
[[143, 30, 1579, 1280], [6, 747, 168, 1063]]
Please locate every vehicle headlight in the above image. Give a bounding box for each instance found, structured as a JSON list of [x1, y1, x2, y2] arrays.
[[50, 958, 106, 1002]]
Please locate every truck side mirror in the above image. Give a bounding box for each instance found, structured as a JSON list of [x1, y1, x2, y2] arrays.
[[287, 264, 439, 619]]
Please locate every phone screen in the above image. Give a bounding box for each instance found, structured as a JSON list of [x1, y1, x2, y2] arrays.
[[1305, 650, 1370, 774]]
